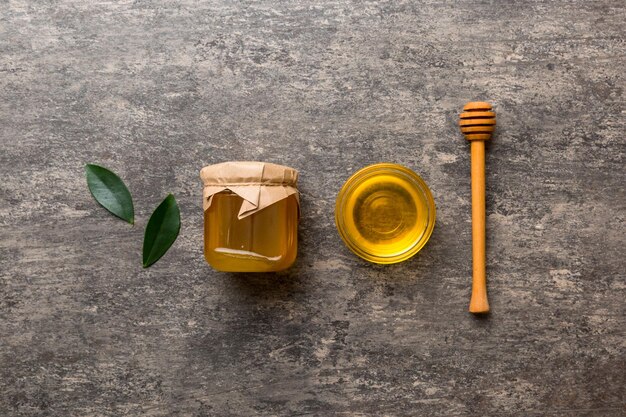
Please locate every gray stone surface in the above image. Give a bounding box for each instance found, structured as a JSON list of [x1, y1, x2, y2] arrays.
[[1, 1, 624, 416]]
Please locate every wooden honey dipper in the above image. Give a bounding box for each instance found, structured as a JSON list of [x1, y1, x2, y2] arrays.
[[459, 102, 496, 314]]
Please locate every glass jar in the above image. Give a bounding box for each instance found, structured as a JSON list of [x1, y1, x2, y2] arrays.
[[200, 161, 299, 272]]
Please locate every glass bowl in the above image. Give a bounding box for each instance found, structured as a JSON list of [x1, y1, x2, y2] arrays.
[[335, 163, 436, 264]]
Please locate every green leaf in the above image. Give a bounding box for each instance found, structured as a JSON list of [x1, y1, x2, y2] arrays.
[[143, 194, 181, 268], [85, 164, 134, 224]]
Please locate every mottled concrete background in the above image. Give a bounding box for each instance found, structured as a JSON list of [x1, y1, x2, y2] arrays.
[[1, 1, 624, 416]]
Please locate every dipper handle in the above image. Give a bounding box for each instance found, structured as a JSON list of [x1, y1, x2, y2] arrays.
[[460, 102, 495, 314], [469, 140, 489, 313]]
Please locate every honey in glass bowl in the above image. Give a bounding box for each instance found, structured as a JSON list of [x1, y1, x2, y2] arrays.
[[335, 163, 435, 264]]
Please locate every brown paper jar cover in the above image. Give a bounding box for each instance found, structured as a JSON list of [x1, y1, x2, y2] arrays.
[[200, 161, 299, 218]]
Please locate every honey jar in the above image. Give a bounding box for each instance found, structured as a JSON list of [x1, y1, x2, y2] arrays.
[[200, 161, 299, 272]]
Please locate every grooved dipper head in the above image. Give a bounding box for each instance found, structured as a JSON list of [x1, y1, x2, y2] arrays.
[[459, 102, 496, 141]]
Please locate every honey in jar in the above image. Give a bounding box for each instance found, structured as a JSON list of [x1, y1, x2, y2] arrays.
[[200, 162, 299, 272]]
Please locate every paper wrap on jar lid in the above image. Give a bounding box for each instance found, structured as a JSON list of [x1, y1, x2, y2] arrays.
[[200, 161, 299, 219]]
